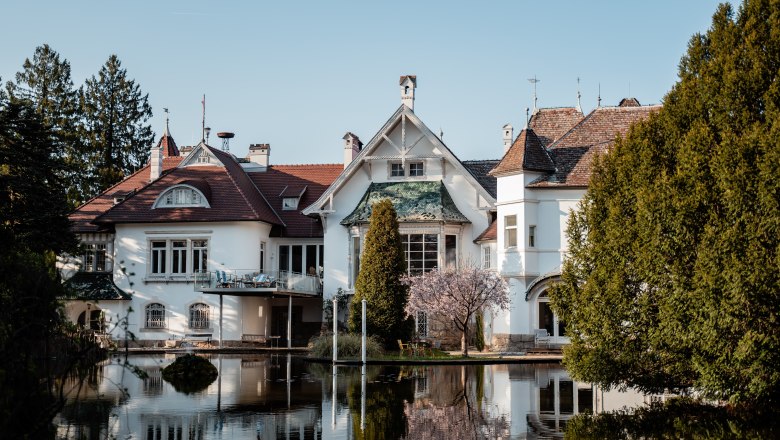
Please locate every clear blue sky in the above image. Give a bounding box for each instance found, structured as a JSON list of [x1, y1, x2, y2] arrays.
[[2, 0, 726, 164]]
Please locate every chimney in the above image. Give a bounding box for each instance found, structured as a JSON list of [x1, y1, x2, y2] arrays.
[[343, 132, 362, 169], [247, 143, 270, 167], [150, 145, 163, 181], [399, 75, 417, 110], [502, 124, 513, 154]]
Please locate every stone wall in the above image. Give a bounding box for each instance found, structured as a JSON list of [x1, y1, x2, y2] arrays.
[[490, 333, 535, 352]]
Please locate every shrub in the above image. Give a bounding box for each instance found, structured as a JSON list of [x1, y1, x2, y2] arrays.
[[309, 332, 384, 359], [161, 354, 218, 394]]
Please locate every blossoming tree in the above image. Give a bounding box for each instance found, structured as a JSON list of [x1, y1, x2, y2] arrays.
[[402, 263, 509, 357]]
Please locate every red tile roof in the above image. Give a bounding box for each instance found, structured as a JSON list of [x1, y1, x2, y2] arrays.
[[157, 130, 179, 158], [529, 104, 660, 187], [94, 146, 285, 226], [489, 129, 554, 176], [249, 164, 343, 238], [474, 219, 497, 243], [528, 107, 584, 147], [70, 157, 182, 233]]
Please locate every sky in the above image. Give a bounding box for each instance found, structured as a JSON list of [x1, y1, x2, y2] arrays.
[[2, 0, 726, 165]]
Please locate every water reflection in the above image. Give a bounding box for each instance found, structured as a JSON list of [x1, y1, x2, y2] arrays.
[[56, 354, 624, 439]]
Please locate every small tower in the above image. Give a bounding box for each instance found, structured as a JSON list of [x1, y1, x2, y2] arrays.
[[502, 124, 513, 154], [400, 75, 417, 110]]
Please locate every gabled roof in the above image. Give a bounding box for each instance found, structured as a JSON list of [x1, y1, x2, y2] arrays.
[[529, 103, 660, 187], [489, 129, 554, 176], [63, 272, 131, 301], [340, 181, 470, 225], [249, 164, 343, 238], [303, 105, 496, 216], [70, 157, 183, 232], [94, 145, 284, 226], [528, 107, 584, 148]]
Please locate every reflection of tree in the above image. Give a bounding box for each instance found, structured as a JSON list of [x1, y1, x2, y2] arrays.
[[347, 365, 415, 440], [405, 365, 510, 439]]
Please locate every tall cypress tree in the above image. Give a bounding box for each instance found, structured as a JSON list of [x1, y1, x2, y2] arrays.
[[348, 199, 412, 346], [80, 54, 154, 197], [551, 0, 780, 405], [7, 44, 86, 207]]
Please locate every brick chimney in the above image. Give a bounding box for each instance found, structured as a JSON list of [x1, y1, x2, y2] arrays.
[[150, 145, 163, 181], [343, 132, 362, 169], [247, 144, 270, 167]]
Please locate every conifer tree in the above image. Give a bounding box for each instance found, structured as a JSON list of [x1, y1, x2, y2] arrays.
[[550, 0, 780, 405], [348, 199, 412, 346], [6, 44, 86, 207], [80, 54, 153, 197]]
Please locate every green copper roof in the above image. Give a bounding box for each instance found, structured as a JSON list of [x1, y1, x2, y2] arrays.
[[64, 272, 132, 301], [341, 181, 470, 225]]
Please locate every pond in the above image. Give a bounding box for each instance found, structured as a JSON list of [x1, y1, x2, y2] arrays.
[[54, 353, 649, 439]]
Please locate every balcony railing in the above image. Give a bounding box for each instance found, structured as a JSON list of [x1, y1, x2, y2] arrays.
[[194, 269, 322, 296]]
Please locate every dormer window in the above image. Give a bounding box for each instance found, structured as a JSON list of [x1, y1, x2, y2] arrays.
[[154, 185, 210, 208], [197, 150, 210, 164], [282, 197, 299, 210]]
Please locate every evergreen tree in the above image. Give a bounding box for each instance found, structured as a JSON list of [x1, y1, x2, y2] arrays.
[[550, 0, 780, 405], [6, 44, 86, 207], [348, 199, 412, 346], [80, 54, 154, 197]]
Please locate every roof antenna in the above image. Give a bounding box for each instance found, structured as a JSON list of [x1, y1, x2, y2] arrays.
[[525, 107, 530, 129], [597, 83, 602, 108], [201, 94, 206, 142], [576, 78, 582, 113], [439, 127, 444, 139], [528, 76, 540, 113]]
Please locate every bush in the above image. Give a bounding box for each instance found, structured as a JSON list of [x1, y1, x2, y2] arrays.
[[161, 354, 218, 394], [309, 332, 384, 359]]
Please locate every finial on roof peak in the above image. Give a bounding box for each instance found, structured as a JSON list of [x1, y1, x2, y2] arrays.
[[597, 83, 602, 108], [528, 76, 540, 113], [576, 78, 582, 113]]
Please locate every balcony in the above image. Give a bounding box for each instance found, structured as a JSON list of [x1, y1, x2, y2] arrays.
[[194, 270, 322, 297]]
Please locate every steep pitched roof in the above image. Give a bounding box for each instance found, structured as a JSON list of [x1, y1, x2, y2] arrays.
[[303, 105, 496, 216], [529, 103, 661, 187], [69, 157, 183, 233], [462, 160, 500, 198], [528, 107, 584, 147], [489, 129, 554, 176], [94, 145, 284, 226], [340, 181, 470, 225], [249, 164, 343, 238], [157, 126, 180, 158]]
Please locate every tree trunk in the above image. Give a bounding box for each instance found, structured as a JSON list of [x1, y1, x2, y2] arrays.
[[462, 322, 469, 357]]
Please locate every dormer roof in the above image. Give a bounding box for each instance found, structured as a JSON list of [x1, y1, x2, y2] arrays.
[[489, 128, 554, 176]]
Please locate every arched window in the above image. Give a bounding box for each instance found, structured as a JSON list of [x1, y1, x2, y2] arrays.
[[154, 185, 209, 208], [189, 303, 210, 329], [145, 303, 166, 329]]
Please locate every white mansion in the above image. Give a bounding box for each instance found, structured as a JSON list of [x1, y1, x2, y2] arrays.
[[61, 76, 658, 350]]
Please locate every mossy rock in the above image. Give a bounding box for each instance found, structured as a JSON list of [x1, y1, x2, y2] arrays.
[[161, 354, 218, 394]]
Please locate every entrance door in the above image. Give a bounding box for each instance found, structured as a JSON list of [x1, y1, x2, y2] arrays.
[[272, 306, 303, 346], [537, 292, 567, 343]]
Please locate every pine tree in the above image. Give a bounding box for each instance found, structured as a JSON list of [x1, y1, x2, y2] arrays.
[[348, 199, 412, 346], [80, 54, 154, 197], [6, 44, 86, 207], [550, 0, 780, 405]]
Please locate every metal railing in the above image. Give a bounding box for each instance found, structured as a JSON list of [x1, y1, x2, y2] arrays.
[[194, 269, 322, 295]]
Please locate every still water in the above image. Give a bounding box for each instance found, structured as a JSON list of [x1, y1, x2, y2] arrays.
[[54, 353, 646, 439]]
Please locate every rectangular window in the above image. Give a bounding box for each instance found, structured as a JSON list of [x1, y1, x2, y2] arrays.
[[483, 246, 492, 269], [351, 236, 361, 288], [151, 241, 167, 274], [192, 240, 208, 273], [402, 233, 438, 275], [279, 245, 290, 272], [278, 243, 324, 276], [416, 310, 428, 337], [409, 162, 424, 177], [291, 245, 303, 273], [82, 243, 108, 272], [529, 225, 536, 248], [504, 215, 517, 248], [390, 163, 404, 177], [259, 241, 266, 273], [171, 240, 187, 274], [445, 235, 457, 268], [282, 197, 299, 210]]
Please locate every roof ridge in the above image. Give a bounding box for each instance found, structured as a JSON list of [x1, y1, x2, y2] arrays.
[[73, 163, 151, 211], [92, 166, 180, 224]]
